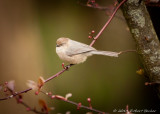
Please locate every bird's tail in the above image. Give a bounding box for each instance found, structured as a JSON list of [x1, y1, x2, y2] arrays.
[[91, 50, 119, 57]]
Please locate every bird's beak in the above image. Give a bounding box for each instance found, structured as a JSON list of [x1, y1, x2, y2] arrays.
[[56, 44, 59, 47]]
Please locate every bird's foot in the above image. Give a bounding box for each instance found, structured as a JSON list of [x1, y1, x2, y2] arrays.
[[62, 63, 74, 70]]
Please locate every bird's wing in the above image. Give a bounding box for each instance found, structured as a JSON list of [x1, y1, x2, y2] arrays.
[[66, 39, 96, 56]]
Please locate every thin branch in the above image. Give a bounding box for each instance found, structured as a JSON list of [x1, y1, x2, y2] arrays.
[[44, 64, 73, 83], [119, 50, 137, 55], [65, 100, 107, 114], [0, 64, 72, 101], [19, 101, 47, 114], [9, 89, 46, 114], [40, 91, 107, 114], [0, 88, 32, 100], [90, 0, 127, 46]]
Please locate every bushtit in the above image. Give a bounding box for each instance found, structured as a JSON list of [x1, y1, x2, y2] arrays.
[[56, 37, 120, 64]]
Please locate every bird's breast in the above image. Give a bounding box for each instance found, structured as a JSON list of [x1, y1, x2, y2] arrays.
[[56, 47, 88, 64]]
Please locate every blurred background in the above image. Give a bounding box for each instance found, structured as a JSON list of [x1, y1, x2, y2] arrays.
[[0, 0, 159, 114]]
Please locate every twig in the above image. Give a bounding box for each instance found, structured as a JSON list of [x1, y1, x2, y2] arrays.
[[20, 101, 47, 114], [40, 91, 107, 114], [119, 50, 137, 55], [90, 0, 127, 46], [0, 88, 32, 100], [44, 64, 73, 83], [9, 89, 46, 114]]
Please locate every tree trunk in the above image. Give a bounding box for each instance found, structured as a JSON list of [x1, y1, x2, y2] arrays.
[[119, 0, 160, 97]]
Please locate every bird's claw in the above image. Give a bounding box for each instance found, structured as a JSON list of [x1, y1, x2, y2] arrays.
[[62, 63, 74, 70]]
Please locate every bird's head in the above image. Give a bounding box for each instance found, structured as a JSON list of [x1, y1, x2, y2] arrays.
[[56, 37, 69, 47]]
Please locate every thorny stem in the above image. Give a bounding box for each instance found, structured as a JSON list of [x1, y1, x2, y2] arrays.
[[90, 0, 127, 46]]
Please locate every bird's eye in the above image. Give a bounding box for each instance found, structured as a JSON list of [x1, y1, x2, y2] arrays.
[[56, 44, 63, 47], [56, 44, 60, 47]]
